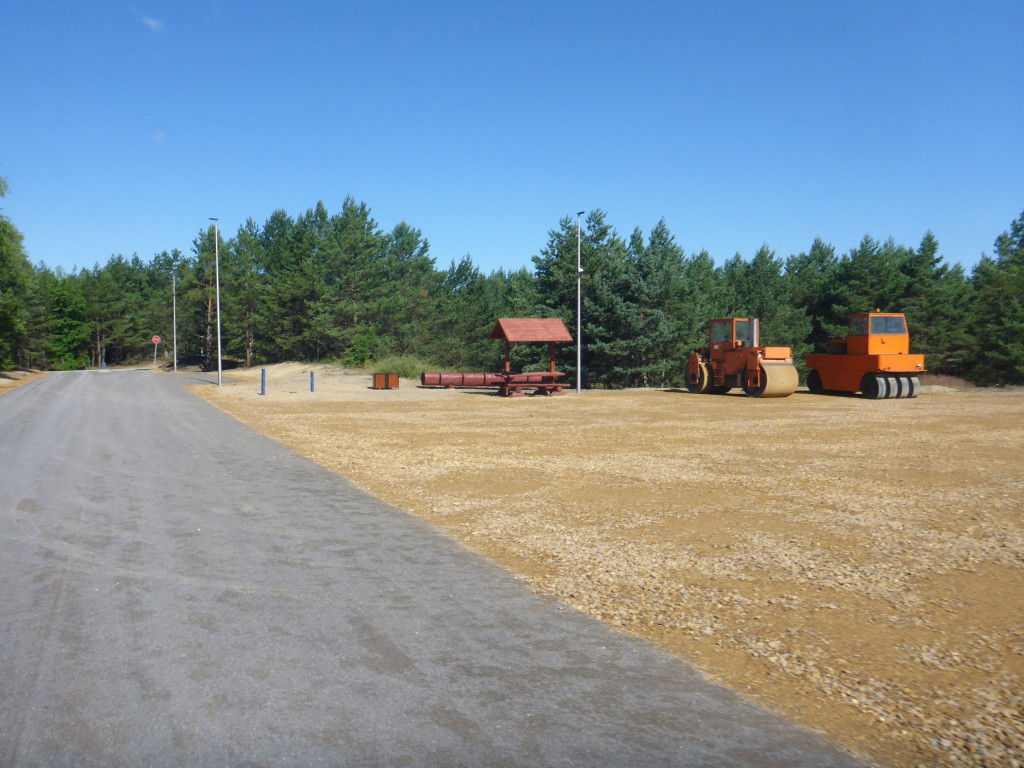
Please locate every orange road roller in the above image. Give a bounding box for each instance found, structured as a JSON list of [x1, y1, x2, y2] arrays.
[[687, 318, 799, 398], [805, 312, 925, 399]]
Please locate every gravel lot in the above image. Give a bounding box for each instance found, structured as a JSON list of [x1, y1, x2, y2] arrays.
[[194, 364, 1024, 768]]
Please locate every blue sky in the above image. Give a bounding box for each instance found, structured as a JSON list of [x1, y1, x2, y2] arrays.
[[2, 1, 1022, 276]]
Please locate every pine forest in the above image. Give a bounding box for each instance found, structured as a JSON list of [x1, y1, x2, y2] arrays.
[[2, 186, 1023, 388]]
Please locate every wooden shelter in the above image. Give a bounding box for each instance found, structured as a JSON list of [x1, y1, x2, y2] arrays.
[[489, 318, 574, 374]]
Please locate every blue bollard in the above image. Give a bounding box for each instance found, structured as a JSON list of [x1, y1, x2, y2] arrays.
[[311, 370, 315, 393], [261, 368, 266, 396]]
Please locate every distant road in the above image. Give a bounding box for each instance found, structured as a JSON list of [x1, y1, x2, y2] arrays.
[[0, 370, 871, 767]]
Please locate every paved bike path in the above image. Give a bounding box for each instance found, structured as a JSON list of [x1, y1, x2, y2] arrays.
[[0, 370, 873, 767]]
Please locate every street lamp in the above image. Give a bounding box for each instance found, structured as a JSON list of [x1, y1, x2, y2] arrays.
[[576, 210, 584, 395], [209, 217, 222, 387], [172, 274, 177, 373]]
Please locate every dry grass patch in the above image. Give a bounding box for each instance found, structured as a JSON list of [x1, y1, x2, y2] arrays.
[[0, 369, 48, 395]]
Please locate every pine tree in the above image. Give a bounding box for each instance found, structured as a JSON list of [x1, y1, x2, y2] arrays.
[[898, 232, 972, 374], [258, 210, 304, 361], [224, 222, 263, 367], [583, 221, 686, 387], [375, 219, 434, 357], [0, 175, 31, 368], [785, 238, 839, 352], [829, 236, 911, 332], [675, 250, 727, 354], [19, 264, 57, 369], [48, 277, 91, 369], [968, 211, 1024, 385], [180, 226, 228, 371], [317, 198, 391, 362], [533, 210, 619, 385], [296, 201, 342, 361]]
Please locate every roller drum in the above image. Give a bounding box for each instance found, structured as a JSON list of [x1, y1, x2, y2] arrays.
[[743, 363, 799, 398], [686, 361, 711, 394]]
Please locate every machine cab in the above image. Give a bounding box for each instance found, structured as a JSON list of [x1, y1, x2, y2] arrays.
[[845, 313, 910, 355], [709, 318, 759, 357]]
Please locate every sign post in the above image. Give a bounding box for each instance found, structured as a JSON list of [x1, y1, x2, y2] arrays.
[[152, 335, 161, 369]]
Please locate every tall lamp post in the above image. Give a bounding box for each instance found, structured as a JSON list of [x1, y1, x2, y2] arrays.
[[172, 274, 177, 373], [576, 210, 584, 395], [209, 217, 222, 387]]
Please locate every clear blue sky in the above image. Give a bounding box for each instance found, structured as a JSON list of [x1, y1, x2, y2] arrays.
[[2, 0, 1022, 276]]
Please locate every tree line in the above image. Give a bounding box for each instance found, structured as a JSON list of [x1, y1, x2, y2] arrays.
[[2, 182, 1023, 387]]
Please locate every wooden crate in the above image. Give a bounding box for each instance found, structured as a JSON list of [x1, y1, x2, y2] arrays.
[[372, 373, 399, 390]]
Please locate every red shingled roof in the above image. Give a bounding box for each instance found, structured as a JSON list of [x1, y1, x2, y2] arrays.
[[489, 318, 574, 343]]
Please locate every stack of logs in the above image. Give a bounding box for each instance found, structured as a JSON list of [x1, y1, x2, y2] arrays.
[[420, 371, 567, 397]]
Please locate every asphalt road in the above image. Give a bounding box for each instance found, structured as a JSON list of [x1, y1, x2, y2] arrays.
[[0, 370, 873, 767]]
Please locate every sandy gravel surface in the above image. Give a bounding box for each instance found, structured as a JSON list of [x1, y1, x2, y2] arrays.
[[193, 363, 1024, 768]]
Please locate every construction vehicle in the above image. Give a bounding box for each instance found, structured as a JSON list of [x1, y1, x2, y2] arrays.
[[686, 318, 799, 398], [804, 312, 924, 399]]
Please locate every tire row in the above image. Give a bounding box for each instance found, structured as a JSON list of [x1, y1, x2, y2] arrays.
[[860, 373, 921, 399]]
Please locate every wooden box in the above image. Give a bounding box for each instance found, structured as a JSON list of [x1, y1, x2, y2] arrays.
[[372, 373, 399, 390]]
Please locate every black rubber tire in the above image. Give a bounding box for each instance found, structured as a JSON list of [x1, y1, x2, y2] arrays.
[[806, 369, 824, 395], [906, 376, 921, 398], [741, 368, 764, 398], [861, 373, 887, 399]]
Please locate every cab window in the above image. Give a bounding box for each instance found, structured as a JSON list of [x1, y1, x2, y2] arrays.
[[849, 317, 868, 336], [735, 320, 752, 343], [870, 315, 907, 334], [711, 321, 731, 343]]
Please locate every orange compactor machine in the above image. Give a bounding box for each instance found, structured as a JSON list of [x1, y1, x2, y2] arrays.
[[805, 312, 925, 399], [686, 317, 799, 398]]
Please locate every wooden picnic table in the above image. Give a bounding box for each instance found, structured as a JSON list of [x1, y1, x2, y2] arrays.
[[499, 371, 567, 397]]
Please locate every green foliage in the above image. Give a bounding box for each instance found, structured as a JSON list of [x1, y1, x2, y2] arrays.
[[223, 219, 264, 367], [0, 217, 30, 368], [829, 236, 912, 328], [372, 354, 436, 380], [675, 250, 727, 352], [968, 211, 1024, 385], [177, 226, 226, 371], [534, 210, 624, 386], [0, 175, 32, 368], [785, 238, 839, 352], [727, 245, 812, 351], [5, 190, 1023, 387], [343, 325, 385, 368], [897, 232, 973, 374], [48, 279, 90, 369], [584, 221, 687, 387]]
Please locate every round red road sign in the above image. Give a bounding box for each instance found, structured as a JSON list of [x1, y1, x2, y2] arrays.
[[152, 335, 161, 344]]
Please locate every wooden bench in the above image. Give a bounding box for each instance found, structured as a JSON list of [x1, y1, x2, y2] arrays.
[[500, 371, 567, 397]]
